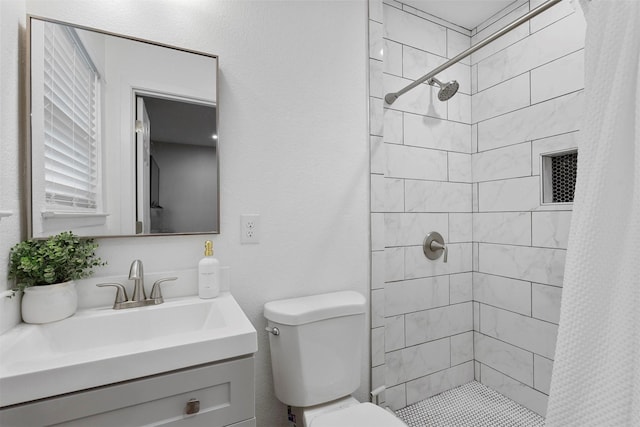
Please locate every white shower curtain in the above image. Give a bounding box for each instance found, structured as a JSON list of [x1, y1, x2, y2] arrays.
[[545, 1, 640, 426]]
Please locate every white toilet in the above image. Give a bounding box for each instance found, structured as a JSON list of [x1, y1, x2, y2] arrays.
[[264, 291, 407, 427]]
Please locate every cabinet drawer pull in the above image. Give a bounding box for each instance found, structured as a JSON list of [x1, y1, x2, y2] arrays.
[[185, 398, 200, 415]]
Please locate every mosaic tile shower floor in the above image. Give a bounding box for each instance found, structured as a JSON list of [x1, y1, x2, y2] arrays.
[[395, 381, 545, 427]]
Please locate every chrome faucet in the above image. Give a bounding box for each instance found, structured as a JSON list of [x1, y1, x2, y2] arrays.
[[96, 260, 177, 310], [128, 259, 146, 302]]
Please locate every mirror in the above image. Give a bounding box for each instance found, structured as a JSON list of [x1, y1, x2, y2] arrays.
[[27, 16, 219, 238]]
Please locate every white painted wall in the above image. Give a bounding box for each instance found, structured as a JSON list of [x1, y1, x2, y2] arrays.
[[1, 1, 369, 426], [0, 0, 26, 330]]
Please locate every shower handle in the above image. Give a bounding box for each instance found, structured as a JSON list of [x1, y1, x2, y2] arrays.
[[423, 232, 448, 263], [431, 241, 448, 263]]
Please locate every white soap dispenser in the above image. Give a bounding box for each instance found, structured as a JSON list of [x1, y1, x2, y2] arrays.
[[198, 240, 220, 299]]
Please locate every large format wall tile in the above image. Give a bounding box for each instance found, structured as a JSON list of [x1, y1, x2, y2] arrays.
[[448, 92, 471, 124], [387, 144, 448, 180], [384, 109, 403, 144], [371, 135, 385, 174], [450, 272, 472, 303], [531, 211, 572, 249], [478, 176, 540, 212], [371, 174, 386, 212], [372, 326, 385, 366], [481, 365, 549, 416], [473, 142, 532, 182], [405, 243, 472, 278], [372, 365, 385, 403], [370, 58, 384, 98], [383, 3, 447, 56], [474, 0, 528, 34], [385, 383, 407, 411], [402, 4, 471, 37], [473, 212, 532, 246], [372, 288, 385, 328], [447, 28, 471, 64], [451, 331, 474, 365], [384, 39, 403, 76], [406, 361, 474, 405], [385, 275, 450, 316], [477, 91, 583, 151], [370, 96, 384, 135], [471, 3, 530, 65], [531, 49, 584, 104], [533, 354, 553, 395], [405, 302, 473, 346], [385, 212, 449, 247], [474, 332, 534, 386], [370, 20, 384, 61], [386, 246, 405, 282], [473, 272, 532, 316], [480, 304, 558, 359], [403, 45, 471, 94], [386, 315, 406, 351], [372, 250, 385, 290], [448, 152, 472, 183], [531, 283, 562, 324], [449, 213, 472, 243], [386, 177, 405, 212], [529, 0, 577, 33], [406, 180, 472, 212], [477, 13, 585, 91], [404, 113, 471, 153], [371, 213, 384, 251], [386, 337, 451, 385], [478, 243, 566, 286], [472, 73, 530, 123]]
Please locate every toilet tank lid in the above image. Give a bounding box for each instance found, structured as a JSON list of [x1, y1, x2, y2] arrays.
[[264, 291, 365, 326]]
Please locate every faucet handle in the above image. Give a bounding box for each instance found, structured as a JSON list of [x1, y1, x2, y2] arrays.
[[96, 283, 129, 309], [423, 231, 448, 263], [150, 277, 178, 304]]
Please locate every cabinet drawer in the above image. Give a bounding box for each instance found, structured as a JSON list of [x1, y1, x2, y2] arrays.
[[0, 356, 255, 427]]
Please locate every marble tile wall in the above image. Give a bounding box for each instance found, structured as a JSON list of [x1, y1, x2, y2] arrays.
[[369, 0, 584, 416], [379, 0, 474, 410], [471, 0, 584, 417]]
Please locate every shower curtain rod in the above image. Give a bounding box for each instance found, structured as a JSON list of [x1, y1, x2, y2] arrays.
[[384, 0, 563, 105]]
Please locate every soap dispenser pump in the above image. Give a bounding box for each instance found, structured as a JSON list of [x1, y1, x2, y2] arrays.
[[198, 240, 220, 299]]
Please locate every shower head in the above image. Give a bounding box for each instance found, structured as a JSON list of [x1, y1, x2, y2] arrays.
[[428, 77, 459, 101]]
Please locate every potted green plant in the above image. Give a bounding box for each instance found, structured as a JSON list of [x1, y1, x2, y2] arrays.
[[8, 231, 106, 324]]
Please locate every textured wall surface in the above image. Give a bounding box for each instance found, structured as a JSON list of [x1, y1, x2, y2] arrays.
[[2, 1, 369, 426]]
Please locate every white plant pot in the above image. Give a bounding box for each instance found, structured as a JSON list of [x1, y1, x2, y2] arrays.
[[21, 281, 78, 324]]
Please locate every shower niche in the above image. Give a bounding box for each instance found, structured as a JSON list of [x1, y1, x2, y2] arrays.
[[541, 149, 578, 204]]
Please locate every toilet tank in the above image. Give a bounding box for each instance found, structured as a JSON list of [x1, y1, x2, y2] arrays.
[[264, 291, 366, 407]]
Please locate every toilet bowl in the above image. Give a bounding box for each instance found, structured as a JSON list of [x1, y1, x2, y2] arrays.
[[264, 291, 408, 427]]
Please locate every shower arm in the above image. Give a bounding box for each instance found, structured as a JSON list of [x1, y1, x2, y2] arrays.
[[384, 0, 563, 105]]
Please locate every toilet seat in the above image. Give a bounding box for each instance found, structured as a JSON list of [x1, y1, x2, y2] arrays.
[[309, 402, 407, 427]]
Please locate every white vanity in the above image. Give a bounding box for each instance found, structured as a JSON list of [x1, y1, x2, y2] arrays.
[[0, 293, 257, 426]]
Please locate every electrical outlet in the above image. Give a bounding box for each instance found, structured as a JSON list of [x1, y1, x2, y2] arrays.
[[241, 214, 260, 244]]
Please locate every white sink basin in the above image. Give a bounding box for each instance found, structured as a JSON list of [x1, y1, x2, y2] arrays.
[[0, 293, 257, 407]]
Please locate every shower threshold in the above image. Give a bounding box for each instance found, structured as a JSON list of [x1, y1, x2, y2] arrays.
[[396, 381, 544, 427]]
